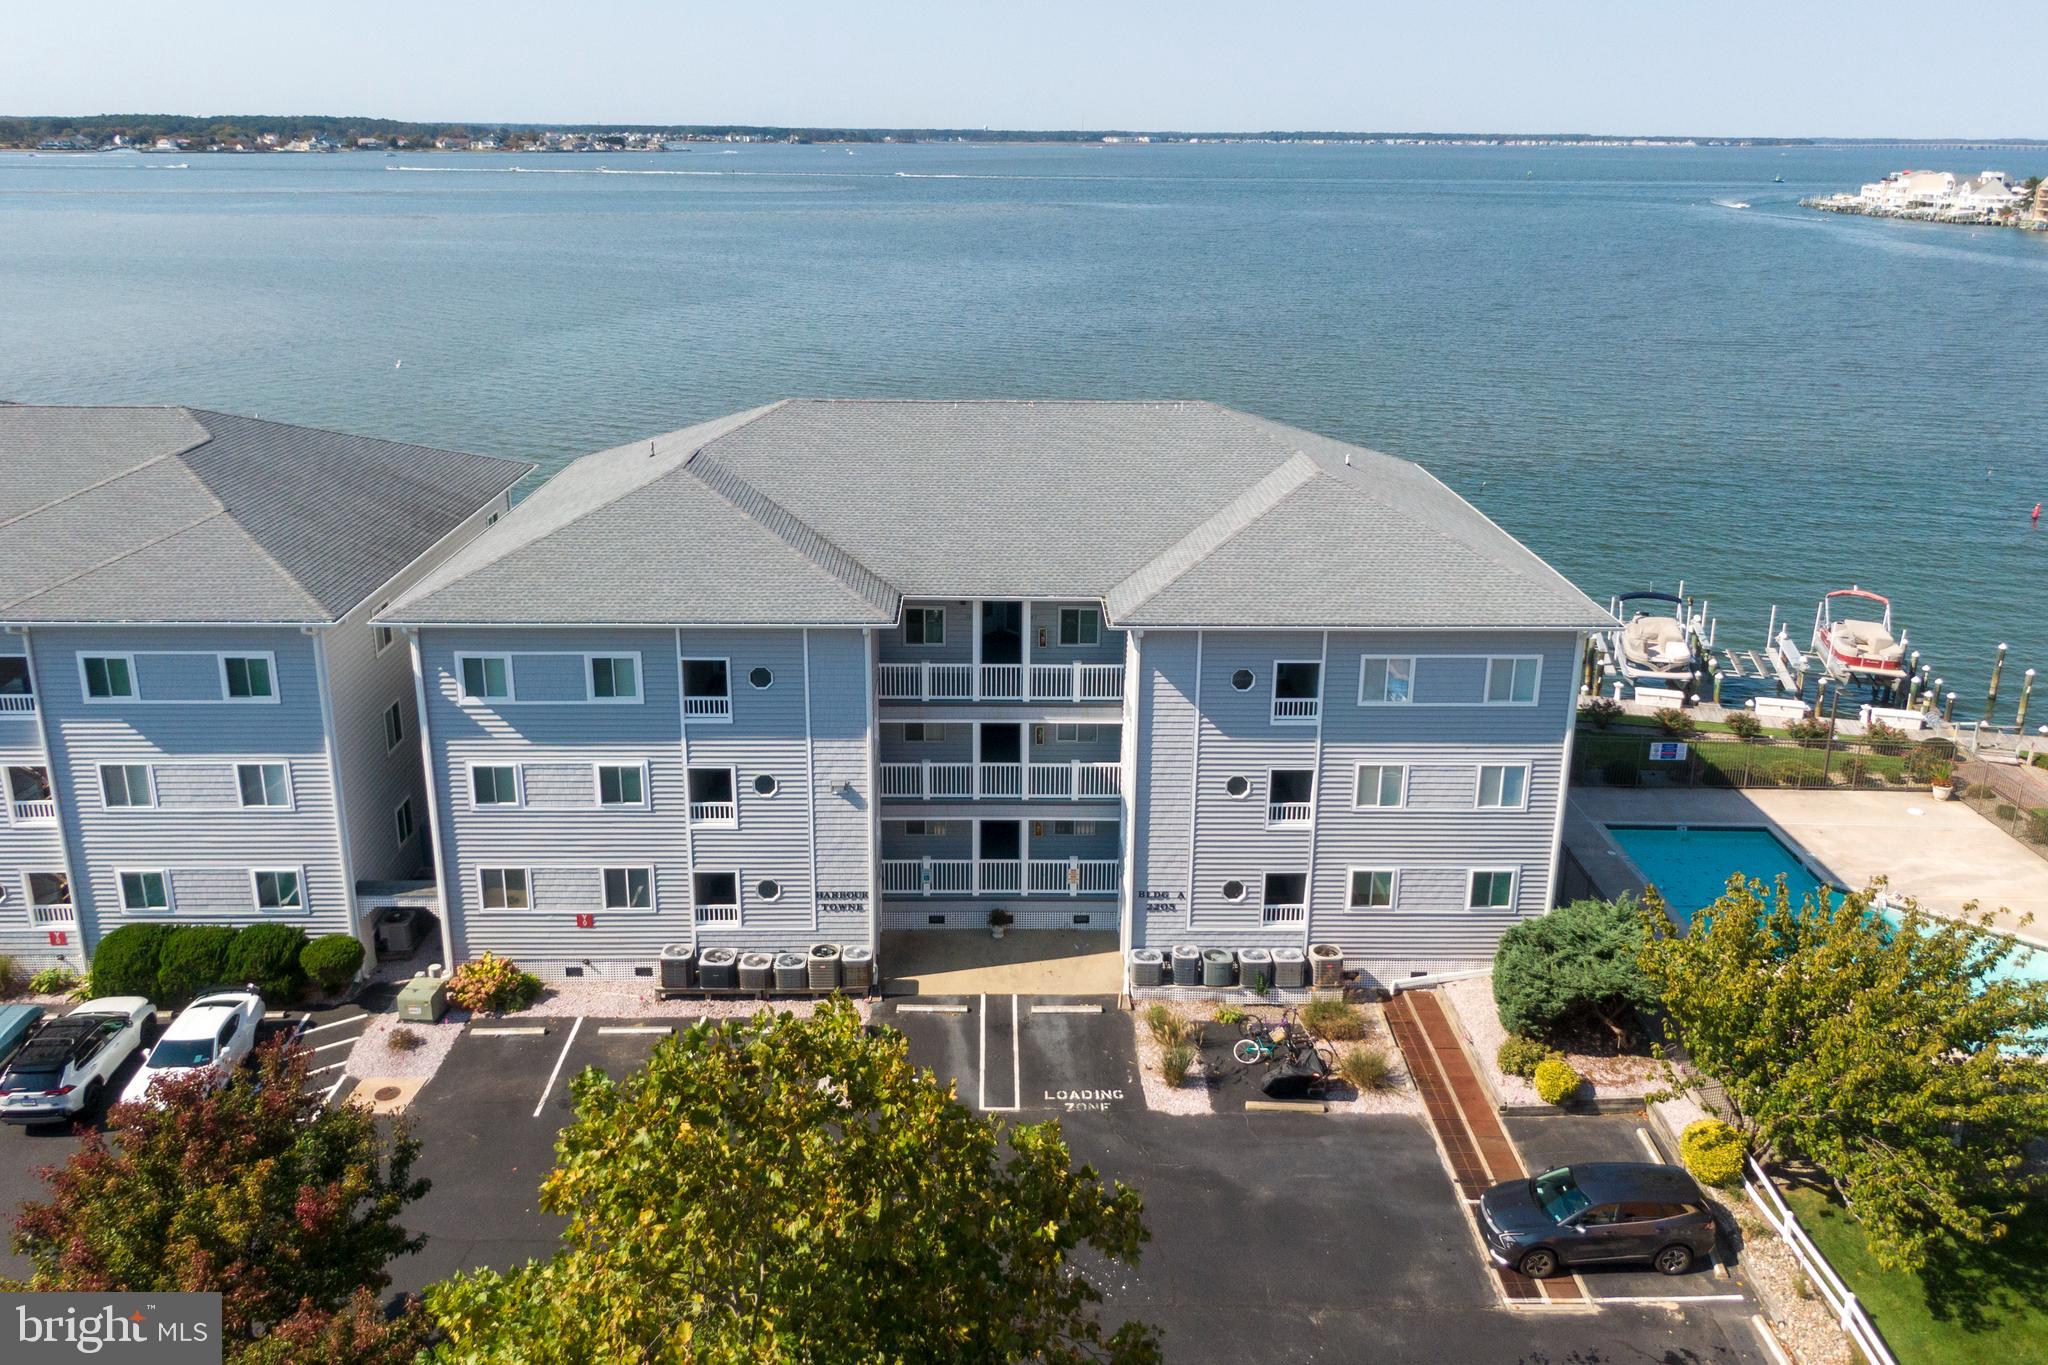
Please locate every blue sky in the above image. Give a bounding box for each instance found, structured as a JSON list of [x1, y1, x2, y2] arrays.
[[6, 2, 2045, 138]]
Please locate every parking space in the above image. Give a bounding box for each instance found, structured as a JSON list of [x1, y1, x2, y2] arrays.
[[874, 996, 1139, 1121]]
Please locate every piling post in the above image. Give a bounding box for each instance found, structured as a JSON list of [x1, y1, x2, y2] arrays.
[[2017, 669, 2036, 734], [1987, 643, 2008, 723], [1943, 691, 1957, 723], [1928, 678, 1944, 715], [1713, 671, 1724, 706]]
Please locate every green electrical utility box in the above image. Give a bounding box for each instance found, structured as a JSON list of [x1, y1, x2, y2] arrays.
[[397, 975, 448, 1024]]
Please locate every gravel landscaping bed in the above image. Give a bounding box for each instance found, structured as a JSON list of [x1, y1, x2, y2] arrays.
[[1710, 1185, 1854, 1365], [1129, 1002, 1215, 1115], [519, 980, 871, 1022], [1443, 973, 1661, 1107], [1321, 1002, 1423, 1116], [344, 1012, 468, 1081]]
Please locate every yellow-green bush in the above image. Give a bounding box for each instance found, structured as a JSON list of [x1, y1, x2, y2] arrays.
[[1680, 1117, 1749, 1187], [1532, 1056, 1582, 1106]]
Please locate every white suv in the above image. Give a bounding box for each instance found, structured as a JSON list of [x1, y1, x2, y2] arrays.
[[120, 990, 265, 1107], [0, 997, 156, 1124]]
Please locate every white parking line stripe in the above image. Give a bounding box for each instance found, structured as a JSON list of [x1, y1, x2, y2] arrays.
[[301, 1015, 365, 1036], [596, 1025, 673, 1035], [312, 1037, 362, 1053], [1030, 1004, 1100, 1014], [1595, 1294, 1747, 1305], [307, 1061, 346, 1076], [977, 994, 987, 1111], [318, 1075, 348, 1105], [897, 1003, 968, 1014], [1750, 1314, 1794, 1365], [473, 1026, 549, 1036], [533, 1016, 585, 1118]]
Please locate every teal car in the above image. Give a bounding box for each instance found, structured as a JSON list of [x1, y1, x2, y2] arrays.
[[0, 1004, 48, 1069]]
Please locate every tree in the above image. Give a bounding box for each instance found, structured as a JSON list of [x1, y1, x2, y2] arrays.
[[7, 1040, 431, 1363], [1640, 876, 2048, 1271], [1492, 896, 1658, 1043], [426, 999, 1159, 1363]]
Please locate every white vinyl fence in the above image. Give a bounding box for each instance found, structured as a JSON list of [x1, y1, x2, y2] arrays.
[[1741, 1156, 1896, 1365]]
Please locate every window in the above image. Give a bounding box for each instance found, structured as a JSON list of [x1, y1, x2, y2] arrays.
[[904, 607, 945, 646], [479, 867, 529, 910], [1224, 775, 1252, 799], [1052, 723, 1100, 743], [253, 869, 304, 912], [1354, 764, 1406, 809], [1262, 872, 1308, 922], [1477, 764, 1530, 810], [1268, 770, 1314, 823], [602, 867, 653, 911], [756, 878, 782, 902], [1348, 868, 1396, 910], [753, 773, 778, 796], [119, 870, 170, 914], [686, 768, 736, 823], [1358, 656, 1415, 704], [903, 723, 946, 743], [470, 764, 521, 807], [904, 820, 947, 836], [221, 654, 276, 701], [1057, 608, 1100, 646], [485, 511, 500, 526], [691, 871, 737, 908], [458, 653, 513, 701], [1469, 870, 1517, 910], [1272, 661, 1322, 722], [1486, 656, 1541, 705], [100, 763, 155, 809], [588, 654, 640, 701], [748, 666, 773, 689], [236, 762, 291, 808], [1230, 668, 1255, 691], [374, 624, 395, 654], [681, 659, 730, 719], [383, 700, 405, 752], [0, 657, 31, 700], [81, 654, 135, 700], [597, 763, 645, 806], [394, 798, 415, 844], [1221, 878, 1247, 902]]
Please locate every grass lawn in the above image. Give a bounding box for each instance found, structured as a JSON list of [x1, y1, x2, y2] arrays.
[[1574, 730, 1911, 788], [1783, 1185, 2048, 1365]]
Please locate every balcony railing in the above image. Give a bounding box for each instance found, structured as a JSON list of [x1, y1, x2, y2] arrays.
[[0, 694, 35, 714], [878, 661, 1123, 703], [688, 800, 736, 824], [1262, 903, 1308, 924], [881, 761, 1120, 799], [30, 903, 76, 927], [1267, 801, 1313, 825], [1271, 697, 1321, 723], [694, 903, 739, 924], [976, 762, 1023, 797], [881, 857, 1118, 896], [683, 694, 732, 720], [1028, 762, 1122, 798], [11, 800, 57, 825]]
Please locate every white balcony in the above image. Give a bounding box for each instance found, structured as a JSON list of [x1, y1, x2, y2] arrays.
[[877, 662, 973, 701], [1271, 697, 1321, 723], [688, 800, 736, 825], [1262, 903, 1307, 924], [884, 761, 1119, 800], [1267, 802, 1313, 826], [979, 664, 1023, 700], [0, 694, 35, 714], [882, 858, 973, 894], [878, 661, 1122, 703], [30, 903, 75, 928], [683, 694, 732, 721], [1027, 762, 1122, 798], [1027, 858, 1120, 894], [694, 902, 739, 924], [11, 800, 56, 825], [1029, 663, 1125, 703], [977, 762, 1023, 797], [881, 857, 1117, 896]]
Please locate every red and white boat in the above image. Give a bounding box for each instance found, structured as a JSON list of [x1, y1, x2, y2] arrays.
[[1811, 587, 1907, 682]]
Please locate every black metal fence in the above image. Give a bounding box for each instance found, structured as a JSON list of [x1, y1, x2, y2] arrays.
[[1573, 727, 1948, 791]]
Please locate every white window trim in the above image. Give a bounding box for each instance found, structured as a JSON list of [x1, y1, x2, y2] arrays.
[[1467, 867, 1520, 912], [1219, 876, 1251, 903], [77, 652, 138, 704], [1345, 866, 1400, 911], [686, 765, 740, 825], [373, 622, 396, 655], [454, 652, 516, 703], [114, 867, 175, 916], [217, 651, 281, 704], [383, 699, 406, 753], [593, 760, 651, 809], [1485, 655, 1543, 707], [1269, 659, 1323, 724], [903, 606, 946, 648], [476, 866, 532, 912], [234, 761, 296, 812], [680, 655, 734, 725], [249, 865, 309, 915], [583, 651, 645, 704], [97, 761, 158, 811], [1475, 763, 1532, 811], [601, 865, 659, 914], [394, 797, 415, 846], [1348, 652, 1553, 707], [751, 874, 784, 904], [1352, 762, 1409, 811], [1264, 768, 1315, 828], [1356, 655, 1418, 706], [467, 760, 525, 810], [1056, 606, 1101, 647]]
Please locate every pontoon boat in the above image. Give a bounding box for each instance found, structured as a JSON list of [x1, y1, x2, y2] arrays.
[[1812, 587, 1907, 682]]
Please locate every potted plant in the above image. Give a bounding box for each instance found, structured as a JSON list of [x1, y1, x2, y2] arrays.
[[987, 908, 1013, 940], [1927, 761, 1955, 801]]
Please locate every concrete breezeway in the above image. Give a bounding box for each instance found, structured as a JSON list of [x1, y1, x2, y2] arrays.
[[879, 929, 1123, 996]]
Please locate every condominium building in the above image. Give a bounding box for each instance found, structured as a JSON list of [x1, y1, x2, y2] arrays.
[[0, 405, 530, 968], [387, 400, 1611, 987]]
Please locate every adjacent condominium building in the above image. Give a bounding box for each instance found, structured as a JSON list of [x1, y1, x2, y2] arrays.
[[387, 400, 1612, 987], [0, 406, 531, 968]]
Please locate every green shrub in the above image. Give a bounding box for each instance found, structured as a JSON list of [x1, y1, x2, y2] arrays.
[[1496, 1035, 1556, 1079], [1837, 755, 1869, 786], [446, 953, 542, 1014], [88, 923, 175, 999], [155, 925, 237, 1005], [2027, 809, 2048, 847], [1903, 739, 1955, 783], [1724, 712, 1763, 740], [1864, 720, 1908, 755], [222, 922, 310, 1002], [1212, 1004, 1246, 1026], [1492, 896, 1657, 1043], [387, 1026, 425, 1053], [301, 934, 366, 995], [0, 954, 23, 997], [1785, 716, 1834, 748], [1339, 1046, 1393, 1092], [1160, 1042, 1197, 1087], [1680, 1117, 1749, 1187], [1143, 1003, 1192, 1048], [1652, 707, 1696, 738], [28, 966, 79, 997], [1582, 697, 1623, 729], [1533, 1056, 1582, 1106], [1301, 997, 1366, 1040]]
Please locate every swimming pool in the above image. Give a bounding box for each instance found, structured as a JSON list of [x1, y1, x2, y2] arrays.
[[1605, 824, 1826, 929]]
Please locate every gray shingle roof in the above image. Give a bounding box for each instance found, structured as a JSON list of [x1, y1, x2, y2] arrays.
[[0, 406, 533, 624], [389, 400, 1612, 632]]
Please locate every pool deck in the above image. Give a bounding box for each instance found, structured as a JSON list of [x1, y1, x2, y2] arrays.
[[1567, 788, 2048, 945]]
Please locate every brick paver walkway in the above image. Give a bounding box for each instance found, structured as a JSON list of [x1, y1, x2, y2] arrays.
[[1385, 989, 1582, 1305]]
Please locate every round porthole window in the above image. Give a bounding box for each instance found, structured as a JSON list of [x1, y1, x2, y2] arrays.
[[1231, 668, 1255, 691], [753, 773, 779, 796], [756, 879, 782, 901], [1221, 879, 1247, 902], [749, 666, 773, 689], [1224, 775, 1251, 798]]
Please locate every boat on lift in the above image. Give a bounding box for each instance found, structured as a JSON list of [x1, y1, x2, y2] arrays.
[[1811, 587, 1907, 682], [1605, 589, 1711, 689]]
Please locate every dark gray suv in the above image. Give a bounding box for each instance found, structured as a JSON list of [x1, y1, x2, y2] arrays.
[[1478, 1162, 1717, 1279]]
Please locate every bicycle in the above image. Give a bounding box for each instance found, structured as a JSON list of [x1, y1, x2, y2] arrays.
[[1231, 1009, 1333, 1069]]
